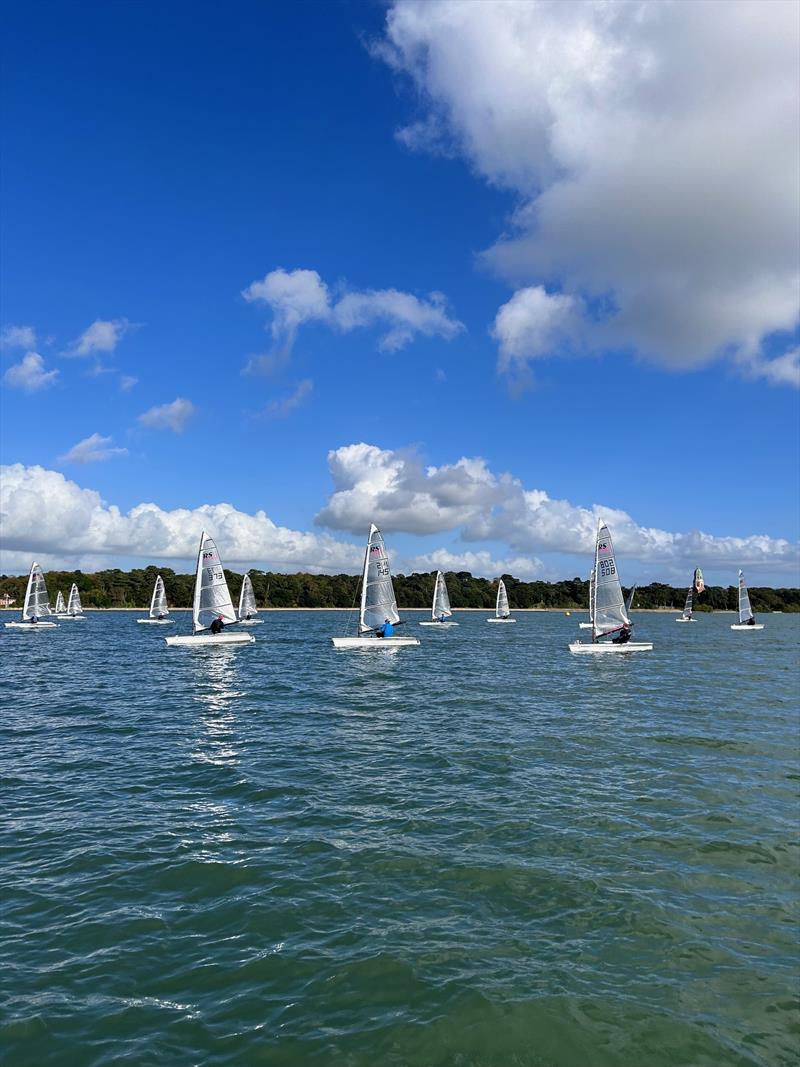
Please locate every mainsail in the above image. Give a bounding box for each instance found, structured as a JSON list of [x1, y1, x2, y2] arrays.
[[496, 578, 510, 619], [359, 525, 400, 633], [681, 585, 693, 619], [432, 571, 452, 620], [238, 573, 258, 619], [192, 532, 238, 632], [54, 591, 66, 614], [67, 583, 83, 615], [592, 522, 629, 638], [737, 570, 754, 623], [150, 575, 169, 617], [22, 562, 52, 619]]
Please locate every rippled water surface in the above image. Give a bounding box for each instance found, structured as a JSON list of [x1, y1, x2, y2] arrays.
[[2, 610, 798, 1067]]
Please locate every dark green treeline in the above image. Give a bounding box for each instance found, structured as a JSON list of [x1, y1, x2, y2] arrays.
[[1, 568, 798, 612]]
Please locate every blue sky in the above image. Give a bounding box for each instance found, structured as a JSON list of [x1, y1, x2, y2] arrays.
[[1, 0, 798, 585]]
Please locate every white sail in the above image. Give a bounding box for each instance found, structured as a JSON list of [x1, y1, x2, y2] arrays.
[[359, 524, 400, 633], [431, 571, 452, 620], [54, 591, 66, 614], [22, 562, 52, 619], [737, 570, 754, 623], [593, 521, 630, 638], [681, 585, 693, 619], [150, 575, 169, 617], [238, 572, 258, 619], [67, 583, 83, 615], [192, 531, 238, 633], [625, 583, 637, 614], [496, 579, 510, 619]]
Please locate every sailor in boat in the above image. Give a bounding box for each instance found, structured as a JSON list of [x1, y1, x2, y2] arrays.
[[438, 612, 446, 624], [378, 618, 394, 638], [747, 616, 756, 626], [158, 612, 167, 620], [245, 612, 252, 621], [29, 614, 39, 625], [209, 615, 225, 635], [612, 624, 632, 644]]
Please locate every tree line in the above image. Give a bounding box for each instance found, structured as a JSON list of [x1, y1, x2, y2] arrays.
[[1, 567, 798, 612]]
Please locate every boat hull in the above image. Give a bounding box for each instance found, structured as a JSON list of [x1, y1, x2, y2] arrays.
[[59, 615, 87, 621], [675, 618, 695, 623], [730, 624, 764, 631], [165, 632, 255, 647], [331, 635, 420, 649], [237, 619, 264, 625], [137, 618, 173, 624], [419, 621, 458, 628], [569, 641, 653, 654], [5, 621, 58, 629], [487, 618, 516, 624]]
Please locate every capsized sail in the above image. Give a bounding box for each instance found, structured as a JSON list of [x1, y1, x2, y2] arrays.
[[150, 575, 169, 617], [693, 568, 705, 594], [54, 591, 66, 614], [496, 578, 510, 619], [593, 522, 629, 638], [737, 570, 754, 623], [359, 525, 400, 633], [238, 572, 258, 619], [432, 571, 452, 620], [67, 583, 83, 615], [22, 562, 52, 619], [192, 532, 238, 632]]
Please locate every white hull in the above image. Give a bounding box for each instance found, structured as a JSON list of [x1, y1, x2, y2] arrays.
[[165, 632, 255, 647], [237, 619, 264, 625], [578, 621, 593, 629], [731, 624, 764, 631], [419, 621, 458, 628], [137, 618, 173, 625], [60, 615, 87, 621], [487, 617, 516, 624], [675, 617, 695, 623], [5, 620, 58, 629], [331, 635, 420, 649], [569, 641, 653, 654]]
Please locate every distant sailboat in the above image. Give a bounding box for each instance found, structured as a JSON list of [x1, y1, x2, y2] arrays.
[[487, 578, 516, 623], [569, 521, 652, 654], [676, 567, 702, 622], [331, 524, 419, 648], [731, 570, 764, 631], [578, 568, 594, 628], [54, 590, 68, 617], [137, 574, 173, 624], [165, 532, 255, 647], [419, 571, 458, 627], [5, 562, 58, 629], [625, 583, 637, 614], [237, 572, 263, 625], [62, 583, 87, 620]]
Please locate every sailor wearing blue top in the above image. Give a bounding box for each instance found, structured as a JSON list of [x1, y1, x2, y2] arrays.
[[380, 618, 394, 638]]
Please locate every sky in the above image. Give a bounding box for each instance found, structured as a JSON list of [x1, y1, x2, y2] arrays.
[[1, 0, 799, 586]]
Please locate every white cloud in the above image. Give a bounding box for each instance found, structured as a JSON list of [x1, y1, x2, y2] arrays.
[[740, 347, 800, 388], [1, 325, 37, 350], [404, 548, 544, 580], [3, 352, 59, 392], [138, 397, 196, 433], [59, 433, 128, 465], [492, 286, 579, 375], [0, 464, 361, 573], [317, 442, 799, 574], [119, 375, 138, 392], [262, 378, 314, 419], [66, 318, 132, 357], [378, 0, 800, 383], [242, 267, 463, 358]]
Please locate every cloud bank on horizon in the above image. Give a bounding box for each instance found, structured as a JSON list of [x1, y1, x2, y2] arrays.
[[2, 450, 796, 581], [377, 0, 800, 385]]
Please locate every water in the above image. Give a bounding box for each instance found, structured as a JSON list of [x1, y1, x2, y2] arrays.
[[2, 611, 798, 1067]]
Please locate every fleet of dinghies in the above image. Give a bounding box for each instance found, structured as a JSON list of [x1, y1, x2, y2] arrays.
[[3, 522, 771, 646]]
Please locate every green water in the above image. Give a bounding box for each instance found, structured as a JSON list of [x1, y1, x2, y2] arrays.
[[2, 611, 798, 1066]]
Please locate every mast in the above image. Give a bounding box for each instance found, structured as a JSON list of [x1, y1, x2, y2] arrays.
[[238, 573, 247, 619], [591, 522, 601, 642], [358, 525, 374, 633], [192, 531, 205, 635], [22, 562, 36, 620]]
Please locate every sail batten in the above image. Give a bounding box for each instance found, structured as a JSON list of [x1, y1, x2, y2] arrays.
[[22, 562, 52, 619], [592, 522, 629, 638], [192, 532, 238, 633], [431, 571, 452, 620], [238, 573, 258, 619], [358, 525, 400, 633]]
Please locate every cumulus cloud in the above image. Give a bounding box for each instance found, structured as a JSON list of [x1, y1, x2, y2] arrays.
[[378, 0, 800, 382], [262, 378, 314, 419], [3, 352, 59, 392], [740, 347, 800, 388], [316, 442, 798, 574], [59, 433, 128, 464], [66, 318, 132, 357], [138, 397, 196, 433], [0, 464, 361, 573], [492, 286, 579, 376], [242, 267, 463, 360], [119, 375, 138, 392], [404, 548, 544, 581], [1, 325, 37, 350]]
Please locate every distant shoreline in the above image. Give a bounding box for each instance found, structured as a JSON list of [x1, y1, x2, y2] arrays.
[[0, 606, 754, 614]]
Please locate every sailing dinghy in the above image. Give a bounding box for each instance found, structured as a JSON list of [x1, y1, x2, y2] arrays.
[[331, 524, 419, 648], [487, 578, 516, 623], [165, 532, 255, 647], [676, 585, 695, 623], [237, 572, 263, 625], [5, 562, 58, 629], [419, 571, 458, 627], [731, 570, 764, 630], [569, 521, 652, 654], [578, 568, 594, 628], [54, 590, 68, 617], [62, 583, 86, 619], [137, 574, 173, 624]]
